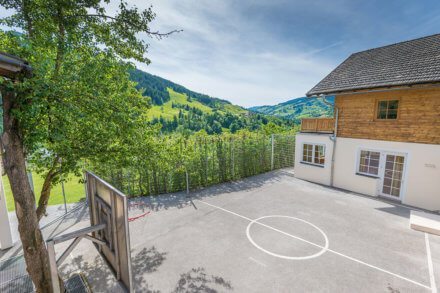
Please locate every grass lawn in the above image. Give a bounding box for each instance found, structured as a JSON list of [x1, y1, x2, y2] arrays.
[[146, 88, 213, 120], [145, 87, 247, 121], [3, 172, 85, 211], [222, 103, 248, 115]]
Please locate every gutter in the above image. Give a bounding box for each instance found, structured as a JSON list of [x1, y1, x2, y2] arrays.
[[315, 94, 338, 187]]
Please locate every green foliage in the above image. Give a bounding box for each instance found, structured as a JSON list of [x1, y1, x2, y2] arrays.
[[249, 96, 334, 123], [152, 105, 296, 135], [0, 0, 160, 196], [91, 131, 296, 196]]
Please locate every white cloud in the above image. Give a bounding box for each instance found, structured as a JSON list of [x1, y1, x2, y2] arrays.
[[131, 0, 340, 107], [7, 1, 438, 108]]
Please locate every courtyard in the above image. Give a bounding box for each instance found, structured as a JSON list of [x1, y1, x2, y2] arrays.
[[48, 168, 440, 292]]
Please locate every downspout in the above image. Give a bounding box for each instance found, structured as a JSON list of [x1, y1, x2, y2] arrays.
[[318, 94, 338, 187]]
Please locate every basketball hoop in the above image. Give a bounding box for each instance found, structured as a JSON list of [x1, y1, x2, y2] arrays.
[[46, 172, 133, 292]]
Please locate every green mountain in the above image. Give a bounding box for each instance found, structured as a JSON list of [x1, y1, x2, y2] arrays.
[[130, 69, 246, 116], [249, 96, 334, 123], [129, 69, 294, 134]]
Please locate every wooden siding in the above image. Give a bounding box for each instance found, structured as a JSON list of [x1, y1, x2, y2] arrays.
[[301, 118, 335, 133], [335, 87, 440, 144]]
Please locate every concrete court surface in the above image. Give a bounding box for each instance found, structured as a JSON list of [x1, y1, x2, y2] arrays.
[[57, 168, 439, 293]]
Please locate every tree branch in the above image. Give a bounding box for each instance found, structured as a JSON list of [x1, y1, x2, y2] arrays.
[[36, 156, 61, 221], [71, 14, 183, 38]]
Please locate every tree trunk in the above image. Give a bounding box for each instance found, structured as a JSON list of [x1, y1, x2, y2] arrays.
[[1, 89, 53, 292], [36, 164, 59, 222]]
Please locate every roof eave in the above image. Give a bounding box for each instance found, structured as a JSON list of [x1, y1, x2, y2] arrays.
[[306, 80, 440, 97], [0, 52, 32, 79]]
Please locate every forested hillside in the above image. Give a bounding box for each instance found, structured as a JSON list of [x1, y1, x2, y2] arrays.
[[130, 69, 245, 112], [249, 96, 334, 123], [130, 69, 295, 134]]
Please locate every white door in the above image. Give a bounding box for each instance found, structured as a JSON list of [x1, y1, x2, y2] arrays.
[[380, 153, 405, 200]]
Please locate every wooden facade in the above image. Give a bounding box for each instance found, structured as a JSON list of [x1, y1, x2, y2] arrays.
[[334, 86, 440, 144]]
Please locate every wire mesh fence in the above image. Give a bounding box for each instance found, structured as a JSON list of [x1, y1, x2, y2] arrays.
[[0, 255, 33, 293], [0, 202, 89, 293], [92, 133, 295, 197]]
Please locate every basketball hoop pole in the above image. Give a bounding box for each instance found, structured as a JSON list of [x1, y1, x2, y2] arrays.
[[46, 224, 106, 292]]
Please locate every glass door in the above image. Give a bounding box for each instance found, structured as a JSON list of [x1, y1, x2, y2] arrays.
[[380, 154, 405, 199]]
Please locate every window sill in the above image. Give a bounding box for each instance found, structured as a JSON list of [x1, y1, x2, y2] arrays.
[[300, 161, 325, 168], [355, 172, 380, 179], [373, 119, 398, 122]]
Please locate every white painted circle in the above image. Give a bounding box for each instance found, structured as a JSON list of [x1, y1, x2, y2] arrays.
[[246, 215, 329, 260]]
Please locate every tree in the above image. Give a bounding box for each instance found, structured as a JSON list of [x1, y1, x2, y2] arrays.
[[0, 0, 178, 291]]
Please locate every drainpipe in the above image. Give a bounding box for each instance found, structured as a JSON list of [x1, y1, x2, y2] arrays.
[[318, 94, 338, 187]]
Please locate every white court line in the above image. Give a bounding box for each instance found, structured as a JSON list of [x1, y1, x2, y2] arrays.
[[199, 199, 323, 248], [196, 199, 431, 291], [248, 257, 267, 267], [246, 215, 329, 260], [425, 233, 437, 293]]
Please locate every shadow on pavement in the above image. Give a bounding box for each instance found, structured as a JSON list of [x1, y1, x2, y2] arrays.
[[128, 169, 293, 213], [60, 245, 167, 293], [172, 267, 233, 293], [132, 246, 167, 292]]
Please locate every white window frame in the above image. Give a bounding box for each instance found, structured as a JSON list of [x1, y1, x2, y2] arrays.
[[356, 149, 381, 177], [354, 147, 409, 202], [301, 143, 326, 167]]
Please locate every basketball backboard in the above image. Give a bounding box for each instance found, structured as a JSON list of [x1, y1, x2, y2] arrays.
[[86, 171, 133, 292], [46, 171, 133, 292]]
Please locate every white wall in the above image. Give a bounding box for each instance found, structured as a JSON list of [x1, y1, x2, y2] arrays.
[[333, 137, 440, 211], [294, 133, 334, 186], [0, 164, 13, 249]]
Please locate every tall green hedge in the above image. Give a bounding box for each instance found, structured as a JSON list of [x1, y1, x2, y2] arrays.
[[91, 132, 295, 196]]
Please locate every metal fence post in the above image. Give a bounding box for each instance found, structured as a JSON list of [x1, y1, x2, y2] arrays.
[[271, 134, 275, 170], [61, 181, 67, 214], [25, 162, 34, 193], [185, 169, 189, 195], [127, 171, 131, 195], [25, 161, 36, 209], [27, 171, 34, 193], [83, 161, 88, 204], [231, 139, 235, 179]]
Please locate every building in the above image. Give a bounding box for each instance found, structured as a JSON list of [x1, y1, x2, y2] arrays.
[[294, 34, 440, 211]]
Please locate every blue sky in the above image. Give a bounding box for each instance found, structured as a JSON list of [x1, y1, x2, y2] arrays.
[[135, 0, 440, 107], [2, 1, 440, 107]]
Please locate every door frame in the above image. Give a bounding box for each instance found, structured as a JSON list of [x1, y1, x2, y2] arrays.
[[378, 151, 408, 201]]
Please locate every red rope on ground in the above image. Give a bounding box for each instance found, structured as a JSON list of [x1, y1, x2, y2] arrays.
[[128, 211, 150, 222]]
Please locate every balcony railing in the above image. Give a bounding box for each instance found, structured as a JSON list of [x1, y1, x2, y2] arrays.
[[300, 118, 335, 133]]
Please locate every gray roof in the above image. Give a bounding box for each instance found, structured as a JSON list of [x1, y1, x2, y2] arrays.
[[307, 34, 440, 96], [0, 52, 32, 79]]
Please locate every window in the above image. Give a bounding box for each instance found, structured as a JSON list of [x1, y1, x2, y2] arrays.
[[314, 145, 325, 165], [303, 144, 313, 163], [377, 100, 399, 119], [302, 143, 325, 166], [358, 150, 380, 176]]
